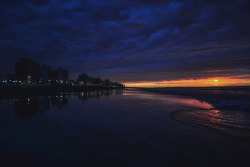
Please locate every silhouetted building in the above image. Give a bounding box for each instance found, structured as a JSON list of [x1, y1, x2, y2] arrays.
[[52, 67, 68, 82], [40, 63, 52, 82], [89, 77, 95, 85], [95, 77, 102, 86], [77, 73, 89, 85], [15, 58, 40, 83], [103, 79, 110, 86], [113, 82, 124, 88], [58, 67, 68, 82]]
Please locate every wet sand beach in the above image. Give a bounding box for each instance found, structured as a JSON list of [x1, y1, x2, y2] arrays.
[[0, 88, 250, 167]]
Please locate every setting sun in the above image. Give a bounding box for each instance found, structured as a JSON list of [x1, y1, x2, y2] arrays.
[[123, 77, 250, 88]]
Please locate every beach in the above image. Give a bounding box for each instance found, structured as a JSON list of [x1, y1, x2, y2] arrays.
[[0, 87, 250, 167]]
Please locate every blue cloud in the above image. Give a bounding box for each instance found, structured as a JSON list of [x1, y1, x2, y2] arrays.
[[0, 0, 250, 83]]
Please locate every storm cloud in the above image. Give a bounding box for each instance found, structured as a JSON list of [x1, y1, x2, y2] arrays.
[[0, 0, 250, 82]]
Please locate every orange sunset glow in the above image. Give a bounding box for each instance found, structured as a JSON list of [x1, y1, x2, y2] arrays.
[[124, 77, 250, 88]]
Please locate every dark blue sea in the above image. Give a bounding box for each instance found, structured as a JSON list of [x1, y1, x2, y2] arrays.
[[0, 87, 250, 167]]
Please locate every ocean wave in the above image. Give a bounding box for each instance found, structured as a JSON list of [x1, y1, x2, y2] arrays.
[[171, 109, 250, 138]]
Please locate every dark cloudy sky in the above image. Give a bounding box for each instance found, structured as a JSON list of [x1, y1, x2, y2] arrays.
[[0, 0, 250, 83]]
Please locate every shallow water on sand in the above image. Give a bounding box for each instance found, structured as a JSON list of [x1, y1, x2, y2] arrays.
[[0, 89, 250, 167], [171, 108, 250, 138]]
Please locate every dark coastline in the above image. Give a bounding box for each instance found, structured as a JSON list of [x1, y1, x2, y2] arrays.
[[0, 85, 124, 98]]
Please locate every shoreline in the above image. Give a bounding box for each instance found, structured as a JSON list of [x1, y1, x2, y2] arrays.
[[135, 86, 250, 110], [0, 85, 124, 98], [135, 87, 250, 139]]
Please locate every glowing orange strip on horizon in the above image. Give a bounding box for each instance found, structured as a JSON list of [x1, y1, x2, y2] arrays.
[[123, 77, 250, 87]]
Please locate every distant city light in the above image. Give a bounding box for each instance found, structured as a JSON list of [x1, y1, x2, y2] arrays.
[[2, 58, 123, 88]]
